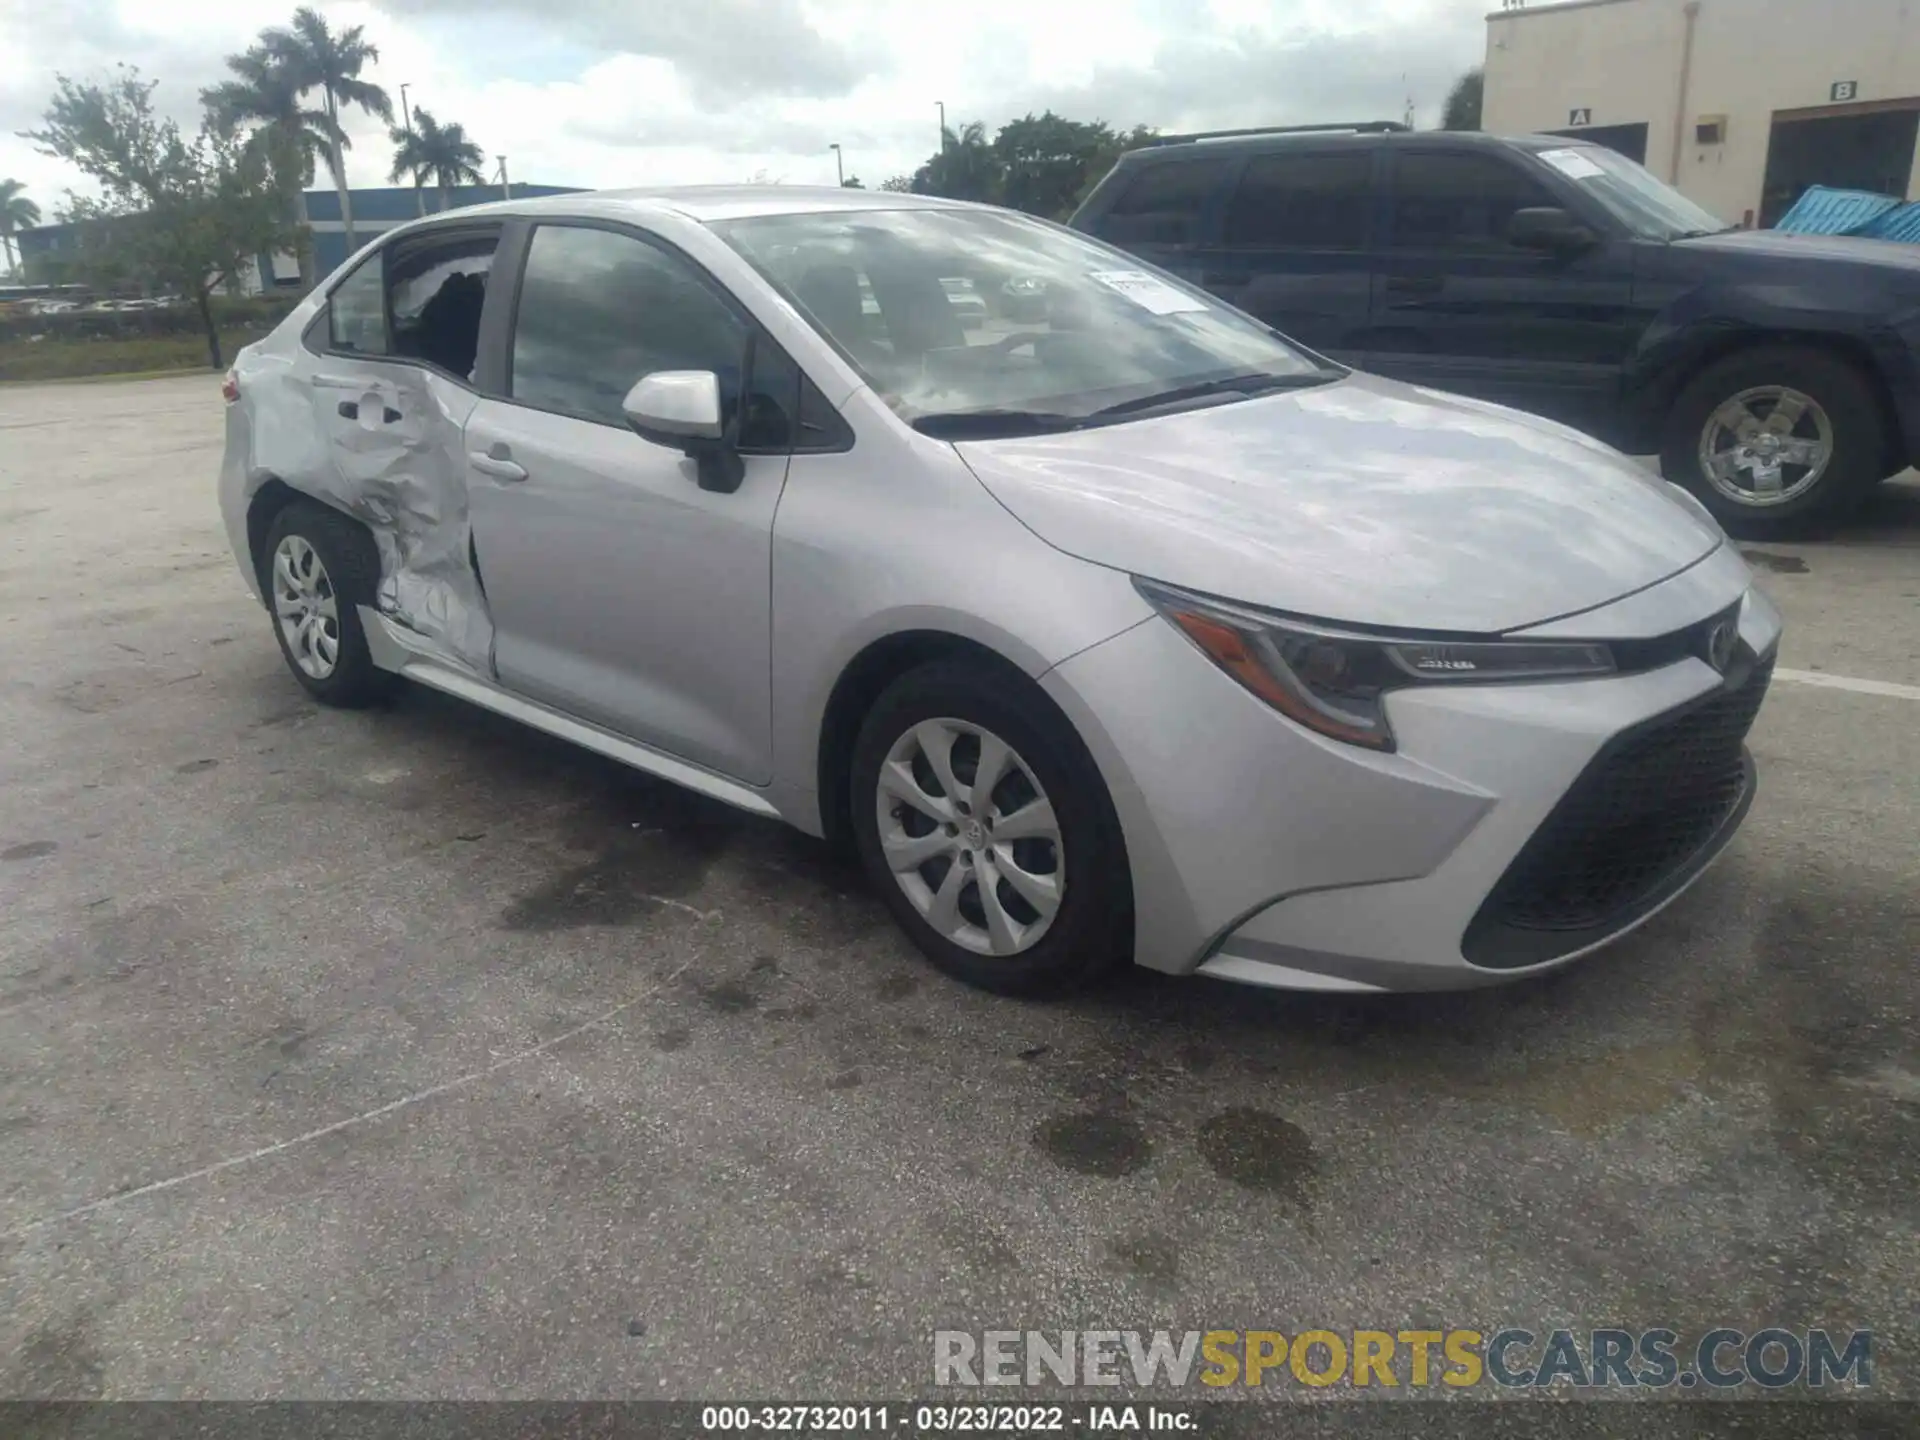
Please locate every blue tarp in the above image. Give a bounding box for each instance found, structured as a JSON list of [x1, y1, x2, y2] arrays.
[[1773, 186, 1901, 236], [1857, 201, 1920, 244]]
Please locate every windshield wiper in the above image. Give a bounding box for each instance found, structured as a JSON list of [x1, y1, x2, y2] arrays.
[[1671, 225, 1739, 240], [910, 408, 1085, 439], [1086, 369, 1343, 420]]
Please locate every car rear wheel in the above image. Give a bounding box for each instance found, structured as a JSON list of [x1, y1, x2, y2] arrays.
[[261, 500, 395, 708], [850, 660, 1130, 996], [1662, 346, 1887, 536]]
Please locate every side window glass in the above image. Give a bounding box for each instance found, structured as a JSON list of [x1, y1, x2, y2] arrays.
[[387, 232, 498, 380], [328, 253, 389, 355], [1389, 154, 1560, 252], [511, 225, 748, 429], [739, 338, 798, 452], [1223, 153, 1373, 249], [1099, 160, 1231, 245]]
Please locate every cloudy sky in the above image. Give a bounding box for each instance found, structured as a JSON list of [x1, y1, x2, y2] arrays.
[[1, 0, 1490, 214]]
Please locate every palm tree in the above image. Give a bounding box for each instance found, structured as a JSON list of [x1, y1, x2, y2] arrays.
[[913, 122, 1000, 203], [388, 108, 486, 214], [201, 47, 341, 288], [0, 180, 40, 279], [260, 6, 391, 255]]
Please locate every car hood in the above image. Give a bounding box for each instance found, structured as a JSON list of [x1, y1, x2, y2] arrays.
[[1673, 226, 1920, 275], [953, 372, 1724, 634]]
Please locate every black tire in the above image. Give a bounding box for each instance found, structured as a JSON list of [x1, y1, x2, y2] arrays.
[[260, 500, 396, 708], [1661, 345, 1888, 537], [850, 659, 1131, 996]]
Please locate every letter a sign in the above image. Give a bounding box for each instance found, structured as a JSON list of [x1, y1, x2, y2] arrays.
[[1568, 107, 1593, 126]]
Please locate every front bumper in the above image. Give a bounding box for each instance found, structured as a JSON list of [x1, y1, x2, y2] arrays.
[[1040, 562, 1782, 992]]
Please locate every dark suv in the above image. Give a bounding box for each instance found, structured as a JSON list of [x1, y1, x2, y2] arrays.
[[1071, 123, 1920, 536]]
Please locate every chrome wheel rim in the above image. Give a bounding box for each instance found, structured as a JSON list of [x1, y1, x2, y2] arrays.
[[875, 718, 1064, 957], [271, 534, 340, 680], [1698, 385, 1834, 508]]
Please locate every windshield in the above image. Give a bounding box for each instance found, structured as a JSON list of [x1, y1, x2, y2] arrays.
[[1534, 144, 1732, 241], [713, 206, 1332, 427]]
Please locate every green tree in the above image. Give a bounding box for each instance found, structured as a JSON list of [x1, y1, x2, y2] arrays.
[[260, 7, 391, 254], [1441, 67, 1484, 131], [0, 179, 42, 278], [993, 111, 1123, 220], [201, 45, 338, 287], [878, 174, 913, 192], [27, 70, 294, 368], [841, 175, 865, 189], [911, 121, 1001, 203], [389, 107, 486, 213]]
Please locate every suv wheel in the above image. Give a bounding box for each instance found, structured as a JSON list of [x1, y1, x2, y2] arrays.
[[850, 660, 1130, 996], [261, 500, 396, 707], [1662, 346, 1887, 536]]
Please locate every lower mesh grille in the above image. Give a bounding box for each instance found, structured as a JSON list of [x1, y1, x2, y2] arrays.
[[1472, 659, 1771, 950]]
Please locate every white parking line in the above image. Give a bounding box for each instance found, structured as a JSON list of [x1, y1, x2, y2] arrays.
[[1775, 668, 1920, 702]]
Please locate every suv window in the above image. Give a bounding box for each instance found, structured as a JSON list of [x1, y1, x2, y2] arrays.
[[1099, 159, 1231, 245], [324, 228, 498, 378], [1223, 152, 1373, 249], [509, 223, 793, 448], [1389, 152, 1561, 251]]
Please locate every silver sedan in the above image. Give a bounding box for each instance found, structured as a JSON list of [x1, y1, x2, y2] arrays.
[[218, 185, 1780, 995]]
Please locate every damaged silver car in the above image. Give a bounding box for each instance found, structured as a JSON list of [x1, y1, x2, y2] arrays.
[[220, 186, 1779, 996]]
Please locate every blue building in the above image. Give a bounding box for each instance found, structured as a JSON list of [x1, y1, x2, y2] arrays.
[[294, 182, 581, 277], [17, 181, 582, 292]]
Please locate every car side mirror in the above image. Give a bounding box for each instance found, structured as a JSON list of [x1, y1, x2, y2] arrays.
[[621, 370, 744, 493], [1508, 206, 1597, 254]]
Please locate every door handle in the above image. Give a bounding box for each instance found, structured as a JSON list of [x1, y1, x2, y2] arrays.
[[337, 401, 403, 423], [469, 445, 527, 482], [1386, 275, 1445, 297], [312, 373, 362, 389]]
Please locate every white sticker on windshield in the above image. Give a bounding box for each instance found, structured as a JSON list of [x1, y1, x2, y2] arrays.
[[1089, 269, 1209, 315], [1538, 147, 1606, 180]]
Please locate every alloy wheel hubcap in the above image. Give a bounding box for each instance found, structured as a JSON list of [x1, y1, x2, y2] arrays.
[[1698, 385, 1834, 507], [271, 534, 340, 679], [875, 718, 1064, 957]]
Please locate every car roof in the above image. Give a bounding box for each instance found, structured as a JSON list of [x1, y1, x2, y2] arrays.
[[418, 185, 971, 228], [1113, 129, 1574, 166]]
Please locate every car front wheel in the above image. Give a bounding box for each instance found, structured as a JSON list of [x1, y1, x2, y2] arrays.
[[850, 660, 1130, 996], [1662, 345, 1887, 536]]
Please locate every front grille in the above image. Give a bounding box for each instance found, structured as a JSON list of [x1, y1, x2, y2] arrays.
[[1476, 658, 1772, 943]]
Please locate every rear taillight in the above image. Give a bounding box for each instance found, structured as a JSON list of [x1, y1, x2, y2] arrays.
[[221, 370, 240, 404]]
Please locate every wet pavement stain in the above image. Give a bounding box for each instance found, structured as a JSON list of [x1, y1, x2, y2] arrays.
[[826, 1068, 863, 1090], [1197, 1108, 1318, 1206], [698, 981, 759, 1015], [174, 758, 219, 774], [3, 841, 59, 861], [873, 972, 920, 1001], [2, 1317, 106, 1398], [1740, 548, 1810, 575], [498, 857, 666, 932], [1104, 1231, 1181, 1287], [653, 1026, 692, 1053], [1033, 1112, 1152, 1178]]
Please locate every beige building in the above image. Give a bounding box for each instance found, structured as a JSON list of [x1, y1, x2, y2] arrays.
[[1482, 0, 1920, 226]]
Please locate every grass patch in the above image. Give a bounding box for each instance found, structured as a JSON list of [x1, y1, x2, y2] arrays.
[[0, 329, 271, 383]]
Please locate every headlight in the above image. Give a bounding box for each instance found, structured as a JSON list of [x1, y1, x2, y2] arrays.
[[1135, 578, 1616, 751]]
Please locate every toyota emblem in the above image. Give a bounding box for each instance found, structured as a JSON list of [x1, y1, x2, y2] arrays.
[[1706, 618, 1737, 673]]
